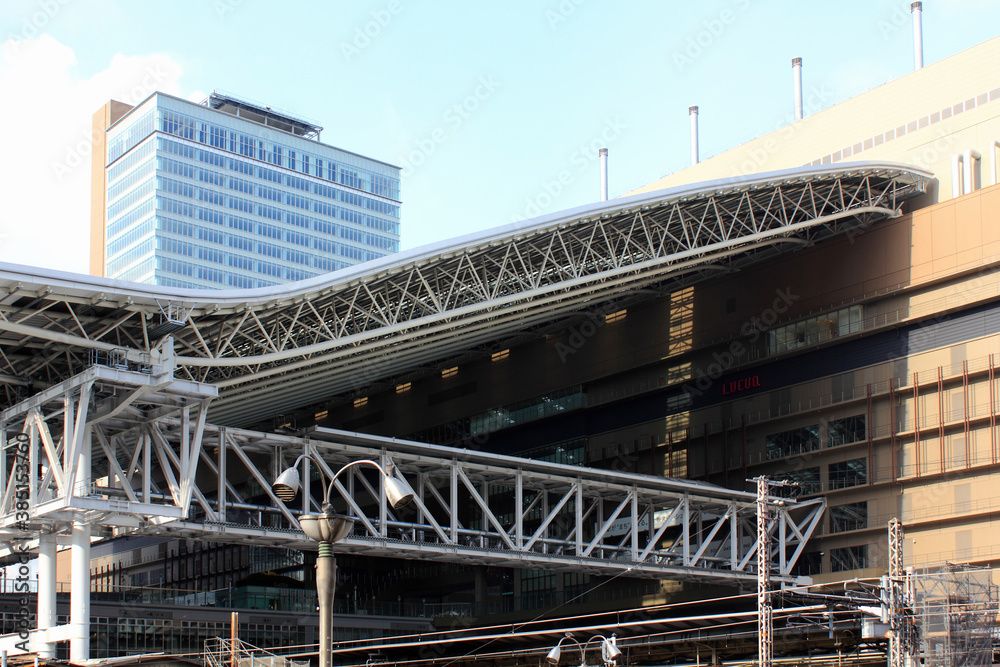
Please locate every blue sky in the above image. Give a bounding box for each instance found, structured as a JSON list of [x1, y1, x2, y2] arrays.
[[1, 0, 999, 274]]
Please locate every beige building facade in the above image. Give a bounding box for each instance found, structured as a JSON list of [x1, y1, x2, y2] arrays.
[[317, 36, 1000, 587]]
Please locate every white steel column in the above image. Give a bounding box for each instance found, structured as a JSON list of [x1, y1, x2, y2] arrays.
[[689, 106, 700, 165], [911, 2, 923, 70], [36, 533, 56, 659], [599, 148, 609, 201], [69, 521, 91, 661], [792, 58, 803, 121]]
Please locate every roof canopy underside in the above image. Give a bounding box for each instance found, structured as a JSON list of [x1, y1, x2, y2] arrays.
[[0, 162, 931, 426]]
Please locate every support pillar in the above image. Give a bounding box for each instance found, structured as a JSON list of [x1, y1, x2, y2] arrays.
[[70, 521, 91, 662], [315, 542, 336, 667], [36, 534, 56, 659]]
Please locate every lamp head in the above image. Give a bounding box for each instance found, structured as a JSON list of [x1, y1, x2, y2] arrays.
[[384, 462, 415, 509], [544, 645, 561, 664], [272, 466, 301, 502], [601, 638, 622, 663]]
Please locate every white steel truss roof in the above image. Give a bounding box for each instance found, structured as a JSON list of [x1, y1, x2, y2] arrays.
[[0, 162, 931, 427]]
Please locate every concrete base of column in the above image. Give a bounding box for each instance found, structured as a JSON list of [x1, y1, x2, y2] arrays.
[[36, 534, 56, 659], [69, 521, 90, 662]]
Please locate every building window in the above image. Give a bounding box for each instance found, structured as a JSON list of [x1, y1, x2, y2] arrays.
[[353, 397, 368, 408], [519, 438, 586, 466], [767, 305, 863, 355], [521, 570, 557, 609], [766, 425, 820, 460], [604, 309, 627, 324], [792, 551, 822, 576], [831, 545, 868, 572], [441, 366, 458, 379], [829, 502, 867, 533], [782, 466, 820, 495], [408, 386, 586, 445], [829, 458, 868, 490], [395, 382, 411, 394], [491, 349, 510, 362], [564, 571, 589, 600], [828, 415, 866, 447]]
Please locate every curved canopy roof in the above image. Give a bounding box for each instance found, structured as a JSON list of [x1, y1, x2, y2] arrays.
[[0, 162, 931, 426]]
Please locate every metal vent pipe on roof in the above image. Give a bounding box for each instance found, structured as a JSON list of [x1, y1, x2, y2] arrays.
[[599, 148, 608, 201], [911, 2, 924, 70], [792, 58, 803, 121], [689, 106, 699, 165]]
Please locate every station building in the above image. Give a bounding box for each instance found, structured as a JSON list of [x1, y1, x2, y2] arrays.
[[1, 28, 999, 667], [306, 35, 1000, 601]]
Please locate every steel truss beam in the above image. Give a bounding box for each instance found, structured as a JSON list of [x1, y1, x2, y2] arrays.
[[0, 366, 215, 657], [0, 366, 215, 534], [1, 370, 823, 586], [0, 165, 930, 426]]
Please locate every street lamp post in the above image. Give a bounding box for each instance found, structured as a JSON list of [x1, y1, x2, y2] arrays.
[[272, 454, 414, 667], [546, 632, 622, 666]]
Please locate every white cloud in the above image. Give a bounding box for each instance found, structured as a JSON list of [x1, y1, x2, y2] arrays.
[[0, 34, 185, 274]]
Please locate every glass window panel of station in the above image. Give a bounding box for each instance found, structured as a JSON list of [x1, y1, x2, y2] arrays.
[[828, 415, 866, 447], [829, 501, 868, 532], [831, 544, 868, 571]]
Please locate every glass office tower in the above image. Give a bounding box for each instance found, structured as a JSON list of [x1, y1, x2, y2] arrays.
[[91, 91, 401, 288]]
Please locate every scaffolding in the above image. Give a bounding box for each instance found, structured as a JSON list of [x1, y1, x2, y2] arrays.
[[910, 564, 997, 667]]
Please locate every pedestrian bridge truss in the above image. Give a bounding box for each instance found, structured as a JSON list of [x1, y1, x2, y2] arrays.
[[0, 164, 930, 427], [1, 367, 823, 585]]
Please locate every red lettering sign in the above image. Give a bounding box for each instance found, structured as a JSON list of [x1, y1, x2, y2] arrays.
[[722, 374, 761, 395]]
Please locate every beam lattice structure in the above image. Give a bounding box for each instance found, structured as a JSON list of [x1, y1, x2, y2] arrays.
[[1, 367, 824, 586], [0, 164, 930, 426]]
